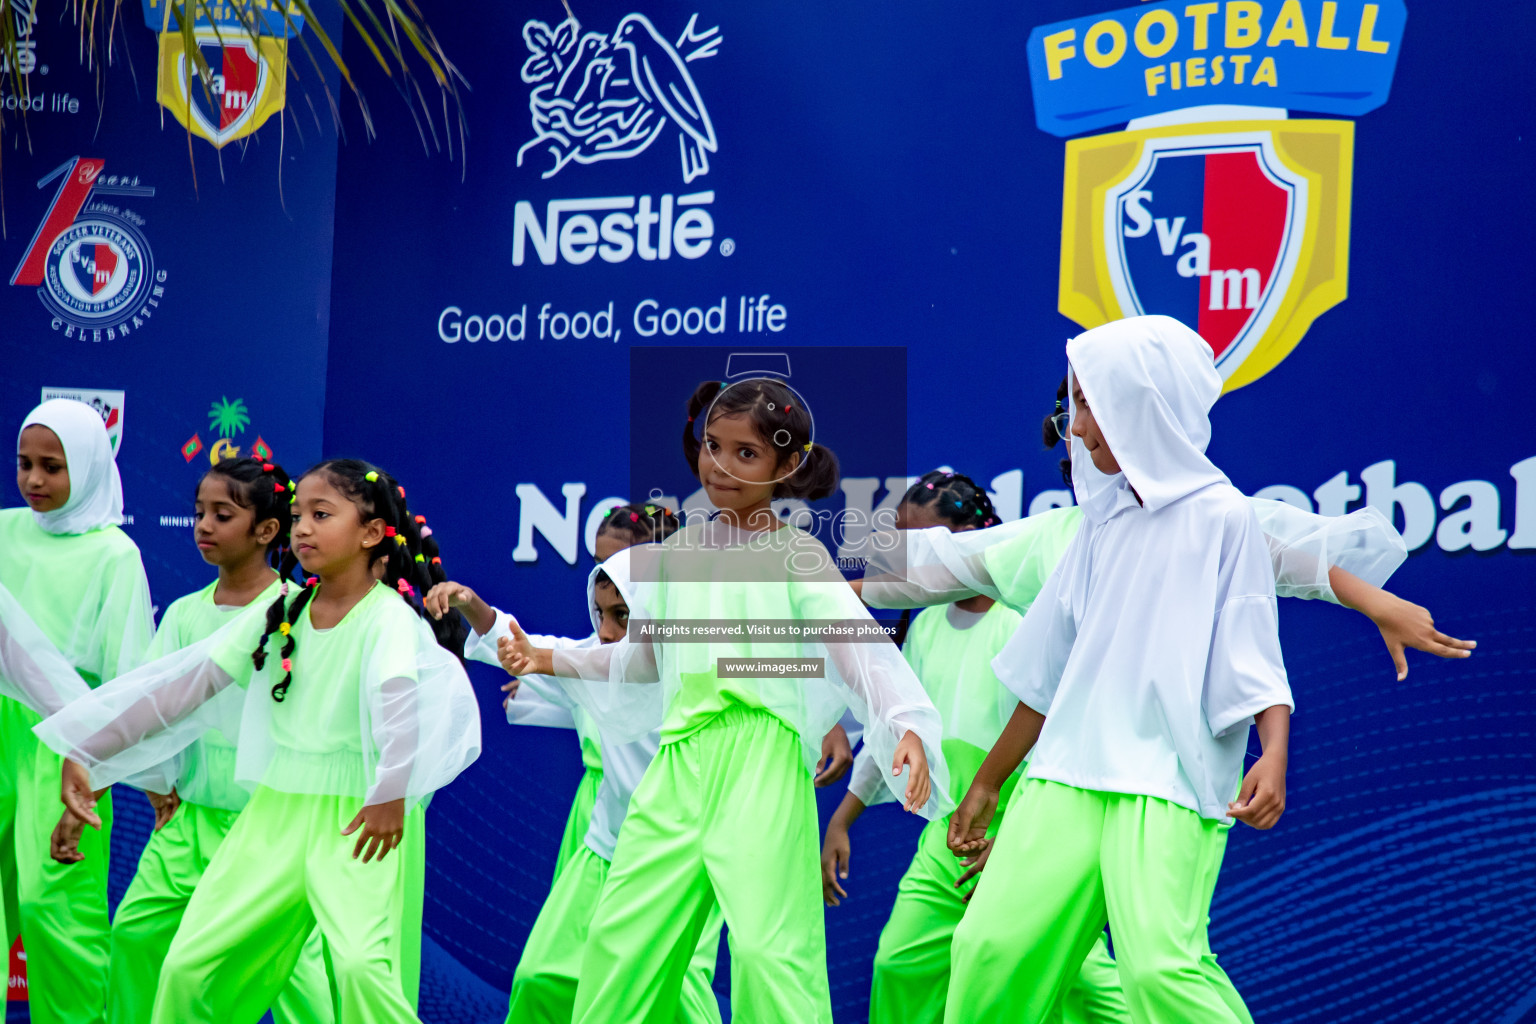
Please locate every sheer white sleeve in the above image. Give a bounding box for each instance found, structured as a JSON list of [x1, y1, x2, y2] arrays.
[[860, 523, 1000, 608], [0, 580, 89, 717], [465, 607, 591, 728], [1250, 499, 1407, 602], [795, 575, 953, 820], [32, 622, 251, 792], [362, 617, 482, 809], [546, 637, 664, 746]]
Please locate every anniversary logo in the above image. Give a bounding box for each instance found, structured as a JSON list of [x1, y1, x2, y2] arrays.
[[1029, 0, 1406, 392]]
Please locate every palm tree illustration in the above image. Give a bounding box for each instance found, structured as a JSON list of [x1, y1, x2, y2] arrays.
[[208, 397, 251, 439]]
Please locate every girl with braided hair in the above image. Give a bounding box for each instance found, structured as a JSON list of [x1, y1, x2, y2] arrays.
[[47, 457, 334, 1024], [823, 470, 1130, 1024], [498, 377, 949, 1023], [36, 458, 480, 1023]]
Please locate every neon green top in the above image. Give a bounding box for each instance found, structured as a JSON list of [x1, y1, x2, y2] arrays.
[[0, 507, 153, 690], [148, 577, 282, 811]]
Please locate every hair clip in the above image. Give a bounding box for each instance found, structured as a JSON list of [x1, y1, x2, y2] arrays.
[[281, 657, 292, 673], [262, 463, 275, 472], [384, 526, 397, 537], [365, 471, 379, 482], [396, 578, 415, 597], [279, 622, 291, 637]]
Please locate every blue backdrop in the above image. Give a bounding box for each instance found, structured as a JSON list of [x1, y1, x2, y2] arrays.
[[3, 1, 1533, 1020]]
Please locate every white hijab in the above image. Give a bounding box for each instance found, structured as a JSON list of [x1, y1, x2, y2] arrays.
[[19, 398, 124, 535], [1066, 315, 1229, 525]]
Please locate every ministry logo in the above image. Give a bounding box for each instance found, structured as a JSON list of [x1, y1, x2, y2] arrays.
[[518, 13, 721, 183]]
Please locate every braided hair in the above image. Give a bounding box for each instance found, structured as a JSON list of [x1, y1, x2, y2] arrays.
[[682, 379, 840, 501], [891, 470, 1000, 646], [597, 501, 681, 546], [250, 459, 458, 702], [201, 457, 294, 565], [1043, 375, 1072, 486]]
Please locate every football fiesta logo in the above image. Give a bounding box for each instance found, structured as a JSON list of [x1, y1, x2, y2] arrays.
[[1028, 0, 1405, 392], [142, 0, 301, 148], [9, 157, 168, 342]]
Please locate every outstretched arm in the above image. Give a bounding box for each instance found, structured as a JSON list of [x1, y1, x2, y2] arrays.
[[1328, 568, 1476, 680]]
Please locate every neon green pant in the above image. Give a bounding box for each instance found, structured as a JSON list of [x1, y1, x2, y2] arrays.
[[871, 813, 1130, 1024], [507, 842, 723, 1023], [109, 800, 334, 1023], [947, 780, 1249, 1023], [0, 697, 113, 1024], [574, 706, 830, 1024], [553, 768, 601, 885], [152, 786, 425, 1023]]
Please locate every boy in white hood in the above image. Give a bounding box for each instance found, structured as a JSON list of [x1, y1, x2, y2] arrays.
[[944, 315, 1291, 1023]]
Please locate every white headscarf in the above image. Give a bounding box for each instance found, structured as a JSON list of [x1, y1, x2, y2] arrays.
[[19, 398, 124, 535], [1066, 315, 1229, 524]]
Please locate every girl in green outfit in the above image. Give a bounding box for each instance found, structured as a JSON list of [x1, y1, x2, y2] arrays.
[[55, 457, 333, 1023], [39, 458, 481, 1023], [823, 470, 1131, 1024], [500, 378, 949, 1024], [0, 398, 154, 1024]]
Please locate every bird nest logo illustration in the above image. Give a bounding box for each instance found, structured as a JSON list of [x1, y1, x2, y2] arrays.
[[517, 13, 721, 183]]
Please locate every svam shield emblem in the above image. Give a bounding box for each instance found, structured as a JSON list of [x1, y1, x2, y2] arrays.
[[157, 28, 288, 148], [1059, 119, 1353, 393]]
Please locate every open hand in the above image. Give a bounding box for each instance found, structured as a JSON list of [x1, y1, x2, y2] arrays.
[[497, 619, 539, 677], [342, 798, 406, 863], [60, 757, 104, 829], [423, 581, 476, 621], [948, 781, 999, 855], [50, 808, 87, 864], [814, 724, 853, 787], [1368, 592, 1475, 680], [893, 730, 931, 813], [146, 787, 181, 831], [1228, 754, 1286, 829]]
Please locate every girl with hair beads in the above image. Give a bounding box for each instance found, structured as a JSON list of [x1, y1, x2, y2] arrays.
[[61, 458, 332, 1024], [430, 501, 679, 889], [499, 377, 949, 1024], [36, 459, 480, 1023], [823, 470, 1130, 1024], [0, 398, 154, 1024]]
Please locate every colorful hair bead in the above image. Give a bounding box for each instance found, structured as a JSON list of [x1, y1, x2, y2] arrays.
[[395, 535, 407, 546], [630, 512, 640, 522], [281, 657, 292, 673], [279, 622, 291, 636], [396, 578, 415, 597], [802, 443, 812, 451], [414, 515, 425, 524], [306, 576, 318, 587], [420, 526, 433, 538], [384, 526, 397, 537], [262, 463, 275, 472], [365, 471, 379, 482], [414, 553, 425, 563], [274, 482, 285, 494], [431, 556, 442, 565], [397, 485, 406, 499]]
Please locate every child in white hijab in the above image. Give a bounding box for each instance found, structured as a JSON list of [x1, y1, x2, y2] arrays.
[[0, 398, 154, 1024], [944, 316, 1295, 1023]]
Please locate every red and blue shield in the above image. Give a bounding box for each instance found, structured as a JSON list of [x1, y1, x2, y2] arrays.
[[1059, 119, 1353, 393], [1106, 134, 1304, 375]]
